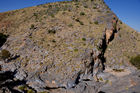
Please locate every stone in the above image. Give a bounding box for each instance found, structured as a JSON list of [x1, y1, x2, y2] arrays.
[[15, 69, 27, 81]]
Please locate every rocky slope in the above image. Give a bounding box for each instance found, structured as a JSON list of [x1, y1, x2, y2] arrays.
[[0, 0, 140, 93]]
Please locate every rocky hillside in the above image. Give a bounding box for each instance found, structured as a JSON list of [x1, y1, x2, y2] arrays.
[[0, 0, 140, 93]]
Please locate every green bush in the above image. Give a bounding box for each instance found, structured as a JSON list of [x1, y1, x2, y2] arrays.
[[119, 21, 122, 24], [48, 5, 52, 8], [75, 18, 80, 22], [79, 21, 84, 25], [33, 13, 38, 19], [27, 89, 34, 93], [106, 11, 110, 13], [80, 12, 85, 16], [112, 69, 124, 72], [18, 85, 27, 91], [84, 5, 88, 8], [68, 23, 73, 27], [74, 48, 78, 52], [82, 38, 86, 41], [113, 22, 117, 30], [75, 18, 84, 25], [94, 21, 99, 25], [50, 13, 55, 18], [130, 55, 140, 69], [52, 39, 56, 43], [30, 24, 35, 29], [39, 92, 48, 93], [93, 6, 97, 9], [0, 49, 11, 60], [48, 29, 56, 34]]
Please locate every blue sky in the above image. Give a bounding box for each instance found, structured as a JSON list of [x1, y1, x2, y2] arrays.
[[104, 0, 140, 32], [0, 0, 140, 31]]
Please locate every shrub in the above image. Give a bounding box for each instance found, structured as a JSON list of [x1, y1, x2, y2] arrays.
[[79, 21, 84, 25], [106, 11, 110, 13], [93, 6, 97, 9], [75, 18, 84, 25], [74, 48, 78, 52], [94, 21, 99, 25], [82, 38, 86, 41], [33, 13, 38, 18], [130, 55, 140, 69], [18, 85, 26, 91], [68, 23, 73, 27], [48, 29, 56, 34], [27, 89, 34, 93], [112, 69, 124, 72], [84, 5, 88, 8], [119, 21, 122, 24], [75, 18, 80, 22], [39, 92, 48, 93], [48, 5, 52, 8], [99, 77, 103, 81], [0, 33, 8, 47], [113, 22, 117, 29], [52, 39, 56, 43], [50, 14, 55, 18], [0, 49, 11, 60], [30, 24, 35, 29], [80, 12, 85, 16], [76, 5, 79, 8]]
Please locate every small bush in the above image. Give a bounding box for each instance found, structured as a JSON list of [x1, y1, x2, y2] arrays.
[[27, 89, 34, 93], [94, 21, 99, 25], [93, 6, 97, 9], [48, 29, 56, 34], [75, 18, 80, 22], [113, 22, 117, 29], [0, 49, 11, 60], [112, 69, 124, 72], [33, 13, 38, 17], [106, 11, 110, 13], [80, 12, 85, 16], [82, 38, 86, 41], [99, 77, 103, 81], [50, 13, 55, 18], [76, 5, 79, 8], [39, 92, 48, 93], [75, 18, 84, 25], [79, 21, 84, 25], [48, 5, 52, 8], [74, 48, 78, 52], [84, 5, 88, 8], [30, 24, 35, 29], [119, 21, 122, 24], [52, 39, 56, 43], [18, 85, 27, 91], [68, 23, 73, 27], [130, 55, 140, 69]]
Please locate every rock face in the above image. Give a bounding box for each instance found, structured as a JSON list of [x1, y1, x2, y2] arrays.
[[0, 0, 140, 93]]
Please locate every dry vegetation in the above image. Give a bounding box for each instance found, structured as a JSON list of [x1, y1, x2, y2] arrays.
[[0, 0, 139, 82]]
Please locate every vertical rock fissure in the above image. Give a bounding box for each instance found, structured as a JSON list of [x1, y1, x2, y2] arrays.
[[70, 16, 119, 89]]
